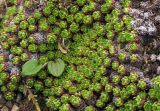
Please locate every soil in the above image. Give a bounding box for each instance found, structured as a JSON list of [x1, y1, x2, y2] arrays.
[[0, 0, 160, 111]]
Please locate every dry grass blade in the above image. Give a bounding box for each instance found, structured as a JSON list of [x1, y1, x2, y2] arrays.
[[23, 85, 41, 111], [28, 90, 41, 111], [58, 41, 68, 54]]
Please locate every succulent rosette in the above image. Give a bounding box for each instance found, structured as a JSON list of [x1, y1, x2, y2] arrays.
[[0, 0, 159, 110]]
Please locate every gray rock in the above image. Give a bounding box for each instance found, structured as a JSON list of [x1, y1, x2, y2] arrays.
[[131, 19, 143, 27], [150, 54, 157, 62], [6, 101, 13, 109], [1, 106, 9, 111], [16, 94, 22, 103], [114, 1, 122, 10], [129, 5, 158, 36], [129, 9, 143, 18], [146, 20, 157, 35], [140, 1, 150, 8], [10, 66, 20, 75], [143, 12, 154, 19], [157, 54, 160, 62], [136, 26, 148, 35], [144, 78, 152, 87], [9, 54, 13, 61], [135, 20, 157, 36], [157, 66, 160, 74], [137, 71, 145, 79], [155, 15, 160, 22]]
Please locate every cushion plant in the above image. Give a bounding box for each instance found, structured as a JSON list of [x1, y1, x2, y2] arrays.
[[0, 0, 159, 110]]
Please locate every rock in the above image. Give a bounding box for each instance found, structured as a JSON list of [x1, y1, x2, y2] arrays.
[[16, 94, 22, 103], [157, 66, 160, 74], [131, 19, 143, 27], [10, 67, 20, 75], [9, 54, 13, 61], [6, 101, 13, 109], [129, 3, 158, 36], [11, 104, 19, 111], [146, 20, 157, 36], [0, 94, 6, 104], [0, 104, 3, 108], [144, 78, 152, 87], [157, 54, 160, 62], [143, 12, 154, 19], [136, 26, 148, 35], [114, 1, 122, 9], [135, 20, 157, 36], [138, 71, 145, 79], [155, 15, 160, 22], [150, 54, 157, 62], [1, 106, 9, 111], [140, 1, 150, 8], [129, 9, 143, 18]]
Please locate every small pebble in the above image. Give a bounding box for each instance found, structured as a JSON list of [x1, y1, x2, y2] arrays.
[[144, 78, 152, 87], [16, 94, 22, 103], [114, 1, 121, 9], [6, 101, 13, 109], [150, 54, 157, 62], [11, 104, 19, 111], [1, 106, 9, 111], [157, 66, 160, 74], [137, 71, 145, 79], [157, 54, 160, 62]]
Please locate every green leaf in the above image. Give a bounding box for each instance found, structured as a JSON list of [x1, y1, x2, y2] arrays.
[[22, 59, 44, 76], [48, 59, 65, 77]]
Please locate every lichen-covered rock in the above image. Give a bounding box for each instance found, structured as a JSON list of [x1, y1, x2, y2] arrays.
[[129, 8, 157, 36]]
